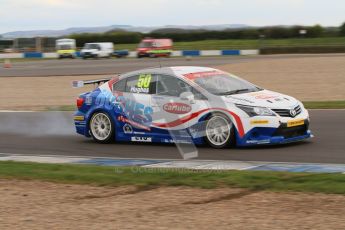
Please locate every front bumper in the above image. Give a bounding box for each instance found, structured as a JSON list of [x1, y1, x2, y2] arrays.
[[236, 118, 313, 146]]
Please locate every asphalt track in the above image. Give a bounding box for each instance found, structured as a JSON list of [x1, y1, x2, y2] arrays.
[[2, 54, 345, 77], [0, 110, 344, 164]]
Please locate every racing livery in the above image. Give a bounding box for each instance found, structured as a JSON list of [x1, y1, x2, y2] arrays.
[[73, 66, 312, 148]]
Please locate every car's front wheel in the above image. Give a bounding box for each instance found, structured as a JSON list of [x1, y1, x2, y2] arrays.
[[205, 113, 235, 148], [89, 112, 114, 143]]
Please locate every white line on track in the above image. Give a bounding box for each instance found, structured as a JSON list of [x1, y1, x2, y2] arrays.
[[1, 152, 345, 167]]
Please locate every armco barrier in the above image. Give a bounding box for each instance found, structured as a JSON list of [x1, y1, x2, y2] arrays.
[[221, 50, 240, 55], [200, 50, 221, 56], [0, 53, 23, 59], [23, 52, 43, 58], [182, 50, 201, 56], [0, 49, 259, 59]]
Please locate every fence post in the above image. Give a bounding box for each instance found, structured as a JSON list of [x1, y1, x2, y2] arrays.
[[35, 37, 42, 52]]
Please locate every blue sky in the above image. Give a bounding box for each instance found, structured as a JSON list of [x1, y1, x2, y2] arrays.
[[0, 0, 344, 33]]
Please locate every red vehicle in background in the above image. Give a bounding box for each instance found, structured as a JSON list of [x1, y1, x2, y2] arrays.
[[137, 38, 173, 58]]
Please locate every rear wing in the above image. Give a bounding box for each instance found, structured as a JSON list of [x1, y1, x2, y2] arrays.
[[72, 78, 112, 88]]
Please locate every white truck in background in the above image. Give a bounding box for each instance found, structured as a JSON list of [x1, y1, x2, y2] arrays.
[[56, 38, 76, 59], [80, 42, 114, 59]]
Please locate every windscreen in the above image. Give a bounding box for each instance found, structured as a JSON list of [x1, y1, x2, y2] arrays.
[[57, 45, 73, 50], [190, 73, 262, 95], [138, 41, 153, 48], [84, 44, 99, 49]]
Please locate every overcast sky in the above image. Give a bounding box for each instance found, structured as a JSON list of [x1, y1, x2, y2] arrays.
[[0, 0, 344, 33]]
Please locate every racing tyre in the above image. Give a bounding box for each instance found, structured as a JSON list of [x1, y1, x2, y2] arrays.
[[89, 112, 114, 143], [205, 113, 235, 148]]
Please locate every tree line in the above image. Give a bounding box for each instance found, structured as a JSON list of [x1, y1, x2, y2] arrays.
[[67, 23, 345, 46]]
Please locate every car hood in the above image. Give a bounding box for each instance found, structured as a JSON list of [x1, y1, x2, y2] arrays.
[[222, 89, 300, 109]]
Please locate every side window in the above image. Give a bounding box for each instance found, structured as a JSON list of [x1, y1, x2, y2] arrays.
[[125, 74, 157, 94], [192, 87, 207, 100], [156, 75, 206, 100], [157, 75, 192, 97], [112, 79, 126, 92]]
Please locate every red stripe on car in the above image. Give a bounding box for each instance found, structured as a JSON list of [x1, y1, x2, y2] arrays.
[[152, 108, 245, 137]]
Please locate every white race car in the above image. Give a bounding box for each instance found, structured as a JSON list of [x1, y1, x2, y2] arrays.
[[73, 66, 312, 148]]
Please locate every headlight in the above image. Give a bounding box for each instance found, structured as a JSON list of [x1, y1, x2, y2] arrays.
[[236, 104, 275, 117]]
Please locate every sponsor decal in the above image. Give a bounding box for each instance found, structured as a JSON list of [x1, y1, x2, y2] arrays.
[[226, 96, 254, 104], [118, 115, 151, 131], [287, 119, 304, 127], [163, 103, 192, 114], [130, 87, 149, 93], [250, 92, 279, 100], [250, 120, 269, 125], [123, 124, 133, 134], [137, 74, 152, 88], [183, 70, 224, 81], [130, 74, 152, 94], [133, 131, 145, 135], [131, 136, 152, 142], [163, 139, 192, 144], [85, 96, 92, 105], [254, 94, 278, 100], [95, 89, 153, 126], [74, 116, 85, 121], [246, 139, 271, 144]]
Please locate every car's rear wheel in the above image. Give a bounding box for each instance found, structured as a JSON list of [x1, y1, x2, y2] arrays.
[[89, 112, 114, 143], [205, 113, 234, 148]]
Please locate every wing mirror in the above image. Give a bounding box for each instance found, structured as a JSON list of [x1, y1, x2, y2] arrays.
[[180, 92, 195, 104]]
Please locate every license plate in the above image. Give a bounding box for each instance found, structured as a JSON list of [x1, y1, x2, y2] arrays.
[[287, 119, 304, 127]]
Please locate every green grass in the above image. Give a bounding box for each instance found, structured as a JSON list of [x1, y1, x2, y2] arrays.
[[0, 161, 344, 194], [302, 101, 345, 109], [115, 37, 345, 51]]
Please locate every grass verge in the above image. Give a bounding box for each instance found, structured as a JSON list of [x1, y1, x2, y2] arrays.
[[115, 37, 345, 51], [0, 161, 344, 194], [302, 101, 345, 109]]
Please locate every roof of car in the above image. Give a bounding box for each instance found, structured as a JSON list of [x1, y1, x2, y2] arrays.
[[170, 66, 217, 75], [120, 66, 219, 79]]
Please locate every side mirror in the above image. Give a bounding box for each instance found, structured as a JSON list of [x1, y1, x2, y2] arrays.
[[180, 92, 195, 104]]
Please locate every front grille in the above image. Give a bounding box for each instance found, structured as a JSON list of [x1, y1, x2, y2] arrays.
[[272, 105, 302, 117], [273, 122, 308, 139]]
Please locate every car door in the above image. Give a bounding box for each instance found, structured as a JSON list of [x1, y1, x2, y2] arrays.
[[150, 74, 209, 141], [112, 74, 157, 141]]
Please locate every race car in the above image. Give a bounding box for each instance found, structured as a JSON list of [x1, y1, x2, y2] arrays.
[[73, 66, 312, 148]]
